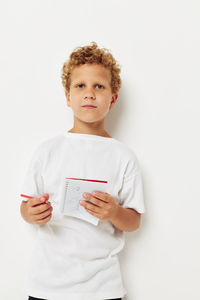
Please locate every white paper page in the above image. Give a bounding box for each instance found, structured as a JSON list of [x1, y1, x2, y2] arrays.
[[59, 178, 108, 226]]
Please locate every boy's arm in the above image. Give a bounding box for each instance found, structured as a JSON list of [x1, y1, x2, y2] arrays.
[[109, 205, 141, 232], [81, 191, 142, 232]]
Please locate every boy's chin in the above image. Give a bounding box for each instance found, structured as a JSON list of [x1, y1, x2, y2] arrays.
[[74, 115, 106, 124], [73, 112, 106, 121]]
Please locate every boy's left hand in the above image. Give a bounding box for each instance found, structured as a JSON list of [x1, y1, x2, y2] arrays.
[[79, 191, 119, 221]]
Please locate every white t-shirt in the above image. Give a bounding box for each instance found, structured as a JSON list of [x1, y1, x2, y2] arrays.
[[20, 132, 145, 300]]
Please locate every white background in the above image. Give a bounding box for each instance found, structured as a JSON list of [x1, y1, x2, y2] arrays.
[[0, 0, 199, 299]]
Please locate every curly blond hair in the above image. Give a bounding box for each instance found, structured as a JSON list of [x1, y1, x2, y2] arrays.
[[61, 41, 121, 94]]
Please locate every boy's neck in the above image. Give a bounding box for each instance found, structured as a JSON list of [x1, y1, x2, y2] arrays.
[[68, 126, 112, 138], [68, 118, 112, 138]]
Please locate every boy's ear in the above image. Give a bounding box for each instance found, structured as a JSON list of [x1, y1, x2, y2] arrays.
[[109, 93, 118, 109], [65, 90, 71, 107]]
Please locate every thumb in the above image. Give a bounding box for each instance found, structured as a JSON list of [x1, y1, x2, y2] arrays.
[[41, 193, 49, 203]]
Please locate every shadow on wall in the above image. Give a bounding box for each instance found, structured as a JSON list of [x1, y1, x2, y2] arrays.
[[104, 86, 133, 138]]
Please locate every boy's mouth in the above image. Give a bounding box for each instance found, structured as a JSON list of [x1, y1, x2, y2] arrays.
[[82, 105, 97, 109]]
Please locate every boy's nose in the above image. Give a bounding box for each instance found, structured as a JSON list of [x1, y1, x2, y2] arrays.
[[84, 94, 96, 99], [83, 87, 96, 98]]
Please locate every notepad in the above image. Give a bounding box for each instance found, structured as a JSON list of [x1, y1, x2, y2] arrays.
[[59, 177, 108, 226]]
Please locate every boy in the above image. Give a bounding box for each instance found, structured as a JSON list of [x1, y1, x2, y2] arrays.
[[20, 41, 145, 300]]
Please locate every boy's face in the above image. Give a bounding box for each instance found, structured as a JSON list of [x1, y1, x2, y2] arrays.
[[65, 64, 118, 123]]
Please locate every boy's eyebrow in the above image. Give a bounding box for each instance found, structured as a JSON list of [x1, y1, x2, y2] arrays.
[[72, 80, 108, 85]]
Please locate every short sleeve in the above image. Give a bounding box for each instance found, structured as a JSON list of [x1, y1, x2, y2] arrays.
[[20, 146, 44, 202], [118, 154, 145, 214]]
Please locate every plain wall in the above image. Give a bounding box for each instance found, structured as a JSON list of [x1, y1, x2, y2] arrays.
[[0, 0, 199, 299]]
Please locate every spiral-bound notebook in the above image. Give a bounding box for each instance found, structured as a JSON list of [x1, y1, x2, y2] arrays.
[[59, 177, 108, 225]]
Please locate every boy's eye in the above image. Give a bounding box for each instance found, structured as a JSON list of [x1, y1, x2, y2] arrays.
[[96, 84, 104, 89], [77, 84, 84, 88], [76, 84, 104, 89]]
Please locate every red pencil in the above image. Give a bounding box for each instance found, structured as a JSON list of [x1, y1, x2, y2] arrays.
[[20, 194, 33, 199], [20, 194, 48, 203]]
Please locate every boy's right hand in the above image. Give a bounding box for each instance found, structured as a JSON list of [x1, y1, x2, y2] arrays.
[[20, 193, 53, 225]]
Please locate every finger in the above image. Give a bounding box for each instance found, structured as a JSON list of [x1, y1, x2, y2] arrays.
[[86, 208, 101, 218], [36, 214, 52, 225], [82, 193, 106, 207], [91, 191, 110, 202], [28, 197, 43, 207], [31, 202, 52, 215], [29, 194, 49, 207], [35, 206, 53, 221], [39, 193, 49, 204], [42, 193, 49, 203], [80, 200, 101, 213]]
